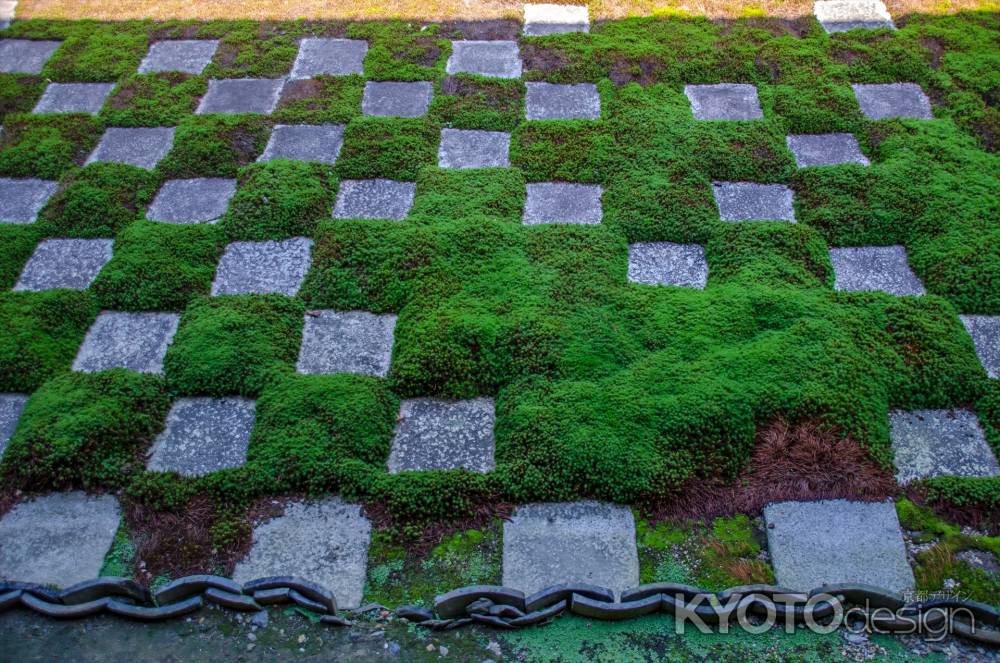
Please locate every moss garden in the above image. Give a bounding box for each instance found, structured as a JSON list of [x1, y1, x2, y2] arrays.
[[0, 14, 998, 600]]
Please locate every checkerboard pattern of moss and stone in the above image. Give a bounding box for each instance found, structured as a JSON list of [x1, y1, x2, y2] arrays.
[[0, 14, 999, 606]]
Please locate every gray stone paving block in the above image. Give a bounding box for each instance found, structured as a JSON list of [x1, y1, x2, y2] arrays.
[[786, 133, 870, 168], [446, 40, 522, 79], [32, 82, 114, 115], [0, 393, 29, 460], [712, 182, 795, 222], [814, 0, 895, 33], [829, 245, 925, 296], [332, 179, 415, 220], [258, 124, 344, 164], [290, 38, 368, 78], [296, 310, 397, 377], [86, 127, 176, 170], [387, 397, 496, 473], [523, 4, 590, 36], [147, 397, 256, 477], [197, 79, 284, 115], [525, 82, 600, 120], [852, 83, 932, 120], [147, 178, 236, 224], [437, 128, 510, 169], [0, 39, 60, 74], [502, 501, 639, 598], [960, 315, 1000, 379], [211, 237, 313, 296], [361, 81, 432, 118], [232, 498, 371, 609], [627, 242, 708, 289], [138, 40, 219, 74], [684, 84, 763, 121], [889, 409, 1000, 483], [72, 311, 180, 374], [14, 238, 113, 291], [764, 499, 915, 594], [523, 182, 603, 225], [0, 178, 58, 224], [0, 492, 121, 587]]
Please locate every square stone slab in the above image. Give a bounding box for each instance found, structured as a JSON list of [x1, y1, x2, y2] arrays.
[[0, 394, 29, 460], [890, 409, 1000, 484], [290, 38, 368, 78], [387, 397, 496, 473], [712, 182, 796, 222], [764, 500, 914, 593], [0, 40, 61, 74], [852, 83, 932, 120], [73, 311, 181, 374], [232, 498, 371, 609], [829, 245, 925, 296], [446, 41, 522, 79], [523, 182, 603, 225], [138, 40, 220, 74], [684, 84, 763, 121], [86, 127, 176, 170], [525, 82, 600, 120], [33, 83, 114, 115], [332, 179, 416, 220], [960, 315, 1000, 379], [786, 134, 870, 168], [628, 242, 708, 289], [147, 397, 256, 477], [297, 310, 397, 377], [258, 124, 345, 164], [361, 81, 433, 118], [523, 4, 590, 36], [814, 0, 895, 33], [0, 492, 121, 587], [211, 237, 313, 296], [437, 128, 511, 169], [0, 178, 58, 224], [14, 239, 113, 291], [502, 501, 640, 598], [196, 79, 284, 115], [147, 178, 237, 224]]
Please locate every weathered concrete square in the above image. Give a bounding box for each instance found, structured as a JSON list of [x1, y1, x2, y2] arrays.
[[197, 78, 284, 115], [333, 179, 415, 220], [87, 127, 176, 170], [786, 133, 869, 168], [829, 245, 925, 296], [147, 397, 256, 476], [387, 397, 496, 473], [525, 82, 600, 120], [628, 242, 708, 289], [446, 41, 522, 79], [684, 84, 763, 120], [960, 315, 1000, 379], [211, 238, 313, 296], [73, 311, 180, 375], [852, 83, 932, 120], [523, 4, 590, 36], [890, 409, 1000, 483], [502, 501, 640, 598], [437, 128, 511, 168], [764, 499, 915, 594], [814, 0, 895, 32], [523, 182, 603, 225], [297, 310, 397, 377], [361, 81, 433, 118], [14, 239, 113, 291], [712, 182, 796, 222], [259, 124, 344, 164], [147, 178, 236, 224], [0, 393, 29, 459], [0, 39, 60, 74], [139, 40, 219, 74], [33, 82, 114, 115], [232, 498, 371, 609], [291, 38, 368, 78], [0, 178, 58, 224]]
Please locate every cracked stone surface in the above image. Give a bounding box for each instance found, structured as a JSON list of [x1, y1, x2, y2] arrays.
[[829, 245, 925, 296], [437, 128, 511, 168], [0, 178, 58, 224], [786, 133, 870, 168], [72, 311, 180, 374], [291, 38, 368, 78], [232, 497, 371, 609], [297, 310, 397, 377], [523, 4, 590, 36], [960, 315, 1000, 379], [86, 127, 176, 170], [628, 242, 708, 289], [197, 78, 284, 115], [138, 40, 219, 74], [523, 182, 603, 225], [387, 397, 496, 473], [147, 178, 236, 224], [525, 82, 600, 120], [712, 182, 796, 222], [0, 393, 29, 460], [684, 84, 763, 120], [764, 499, 915, 594], [814, 0, 894, 33], [147, 397, 256, 477], [258, 124, 344, 164], [0, 39, 60, 74], [361, 81, 433, 118], [446, 40, 522, 79], [14, 239, 113, 291], [333, 179, 415, 220], [211, 238, 313, 296], [0, 492, 121, 587], [32, 82, 114, 115], [852, 83, 933, 120], [502, 501, 639, 598], [890, 409, 1000, 483]]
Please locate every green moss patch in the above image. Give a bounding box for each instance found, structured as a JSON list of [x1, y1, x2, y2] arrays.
[[37, 163, 158, 238], [101, 73, 208, 127], [336, 117, 439, 181], [273, 75, 364, 124], [157, 115, 272, 178], [429, 75, 525, 132], [0, 114, 103, 180]]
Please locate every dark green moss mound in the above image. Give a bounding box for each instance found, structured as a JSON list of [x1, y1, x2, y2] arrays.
[[0, 114, 103, 180], [429, 75, 525, 132], [336, 117, 439, 181], [273, 75, 364, 124], [101, 73, 208, 127], [37, 163, 158, 238], [157, 115, 272, 178], [0, 225, 44, 290]]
